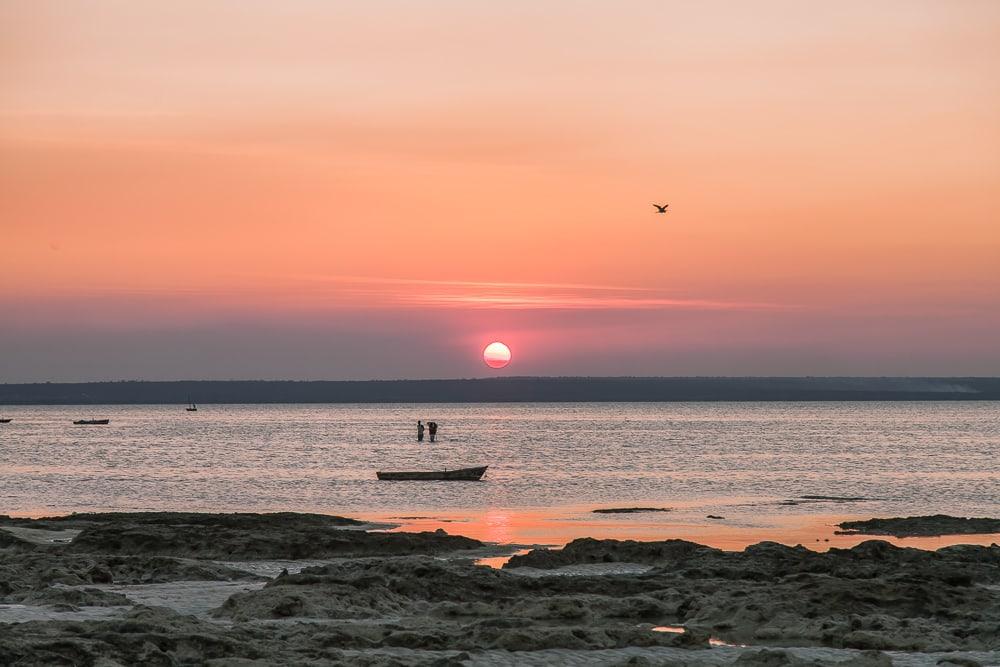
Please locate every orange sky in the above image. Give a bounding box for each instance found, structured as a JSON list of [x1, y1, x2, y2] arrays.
[[2, 1, 999, 380]]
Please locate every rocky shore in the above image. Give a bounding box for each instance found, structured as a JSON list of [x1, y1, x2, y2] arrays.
[[1, 512, 998, 666], [836, 515, 1000, 538]]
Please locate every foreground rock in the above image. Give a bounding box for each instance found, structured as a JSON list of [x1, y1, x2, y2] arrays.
[[0, 606, 256, 665], [4, 511, 366, 529], [0, 511, 481, 560], [67, 522, 480, 560], [506, 538, 1000, 651], [215, 555, 708, 650], [1, 512, 998, 665], [0, 551, 264, 603], [836, 515, 1000, 537]]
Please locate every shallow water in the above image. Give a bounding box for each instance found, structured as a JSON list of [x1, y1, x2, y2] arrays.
[[1, 402, 997, 545]]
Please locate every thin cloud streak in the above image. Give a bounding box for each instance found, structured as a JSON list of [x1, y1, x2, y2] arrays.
[[288, 274, 657, 293], [395, 293, 792, 311], [7, 275, 795, 313], [290, 275, 791, 310]]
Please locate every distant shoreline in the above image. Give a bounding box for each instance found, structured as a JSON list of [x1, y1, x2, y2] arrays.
[[2, 376, 999, 405]]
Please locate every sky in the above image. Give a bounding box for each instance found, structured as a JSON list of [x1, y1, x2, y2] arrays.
[[2, 0, 999, 381]]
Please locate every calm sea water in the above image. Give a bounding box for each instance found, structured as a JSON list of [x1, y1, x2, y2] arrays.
[[0, 402, 997, 527]]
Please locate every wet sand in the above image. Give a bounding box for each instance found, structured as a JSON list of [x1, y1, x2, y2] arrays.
[[0, 511, 998, 666]]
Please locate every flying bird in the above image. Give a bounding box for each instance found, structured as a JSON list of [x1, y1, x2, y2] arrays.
[[653, 203, 669, 213]]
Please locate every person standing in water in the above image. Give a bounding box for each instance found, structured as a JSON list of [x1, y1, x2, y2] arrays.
[[417, 420, 425, 442], [428, 421, 438, 443]]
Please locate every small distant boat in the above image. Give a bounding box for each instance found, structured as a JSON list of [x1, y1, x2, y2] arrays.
[[185, 400, 198, 412], [376, 465, 488, 481], [73, 419, 110, 425], [0, 418, 11, 424]]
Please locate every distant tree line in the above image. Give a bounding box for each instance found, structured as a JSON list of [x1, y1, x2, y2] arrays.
[[1, 377, 998, 404]]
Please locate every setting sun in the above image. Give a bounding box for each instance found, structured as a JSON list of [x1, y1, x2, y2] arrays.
[[483, 342, 512, 369]]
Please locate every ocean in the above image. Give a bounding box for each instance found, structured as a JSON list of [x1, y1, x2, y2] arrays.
[[2, 401, 997, 547]]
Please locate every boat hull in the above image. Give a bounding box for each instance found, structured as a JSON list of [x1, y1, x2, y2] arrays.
[[376, 466, 487, 481], [73, 419, 110, 425]]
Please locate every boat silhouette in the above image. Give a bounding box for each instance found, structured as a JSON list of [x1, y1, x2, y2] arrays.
[[376, 466, 487, 481]]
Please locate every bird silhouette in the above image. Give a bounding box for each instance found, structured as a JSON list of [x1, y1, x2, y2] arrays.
[[653, 203, 669, 213]]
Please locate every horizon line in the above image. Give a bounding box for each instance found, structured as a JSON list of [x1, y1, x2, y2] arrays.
[[4, 375, 999, 385]]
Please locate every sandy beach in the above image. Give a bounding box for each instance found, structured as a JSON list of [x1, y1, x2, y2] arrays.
[[1, 511, 998, 666]]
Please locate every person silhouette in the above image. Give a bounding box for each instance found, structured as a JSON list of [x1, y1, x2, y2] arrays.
[[428, 421, 438, 443], [417, 420, 425, 442]]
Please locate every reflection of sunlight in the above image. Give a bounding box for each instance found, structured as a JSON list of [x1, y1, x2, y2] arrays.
[[483, 509, 512, 544], [475, 549, 529, 569], [652, 626, 744, 648], [377, 508, 1000, 555]]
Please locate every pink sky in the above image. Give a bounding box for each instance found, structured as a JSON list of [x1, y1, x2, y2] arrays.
[[2, 1, 999, 380]]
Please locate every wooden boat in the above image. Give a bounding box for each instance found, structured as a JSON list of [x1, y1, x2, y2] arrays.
[[0, 418, 11, 423], [376, 465, 487, 481], [73, 419, 110, 425], [186, 403, 198, 412]]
